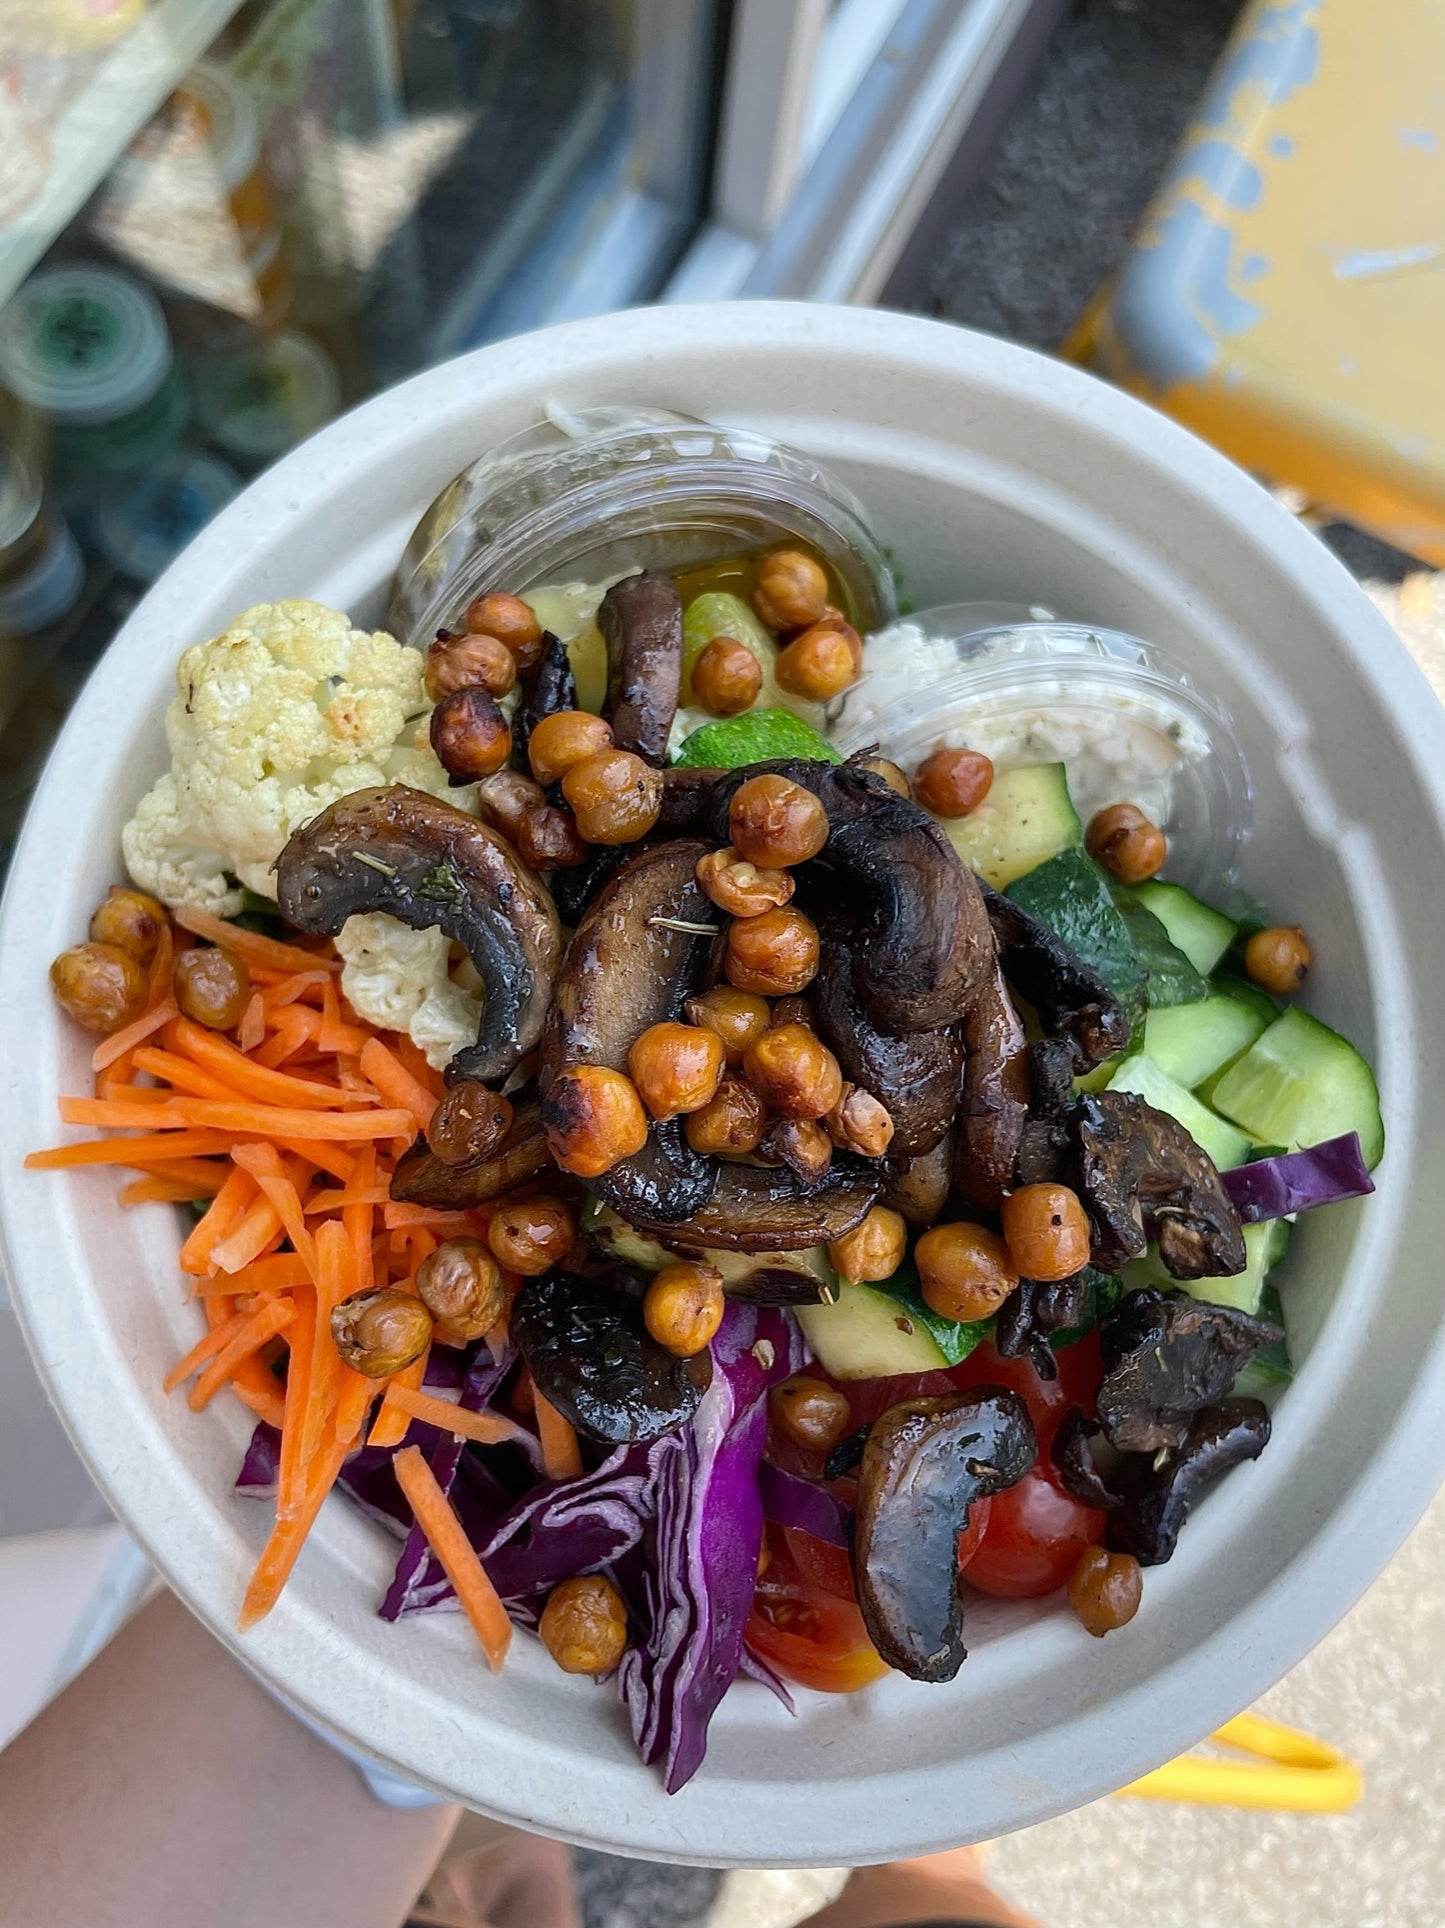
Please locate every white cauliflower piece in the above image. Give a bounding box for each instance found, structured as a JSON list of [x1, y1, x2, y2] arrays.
[[334, 913, 482, 1071], [122, 599, 459, 915]]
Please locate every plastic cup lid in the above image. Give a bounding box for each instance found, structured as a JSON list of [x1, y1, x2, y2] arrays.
[[193, 330, 341, 460], [91, 449, 239, 582], [0, 268, 174, 425], [0, 515, 84, 633], [122, 61, 261, 196]]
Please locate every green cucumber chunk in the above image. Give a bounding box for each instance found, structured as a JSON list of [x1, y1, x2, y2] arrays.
[[1144, 994, 1270, 1091], [1132, 880, 1239, 975], [672, 707, 840, 768], [1008, 848, 1146, 1040], [1210, 1006, 1385, 1169], [1106, 1054, 1253, 1170], [795, 1256, 989, 1377], [1113, 890, 1208, 1007], [942, 763, 1081, 889], [1121, 1218, 1286, 1318], [679, 591, 827, 738]]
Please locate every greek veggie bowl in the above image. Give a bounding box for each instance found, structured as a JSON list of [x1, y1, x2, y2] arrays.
[[2, 307, 1438, 1860]]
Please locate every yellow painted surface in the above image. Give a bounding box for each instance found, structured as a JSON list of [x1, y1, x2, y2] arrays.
[[1081, 0, 1445, 561]]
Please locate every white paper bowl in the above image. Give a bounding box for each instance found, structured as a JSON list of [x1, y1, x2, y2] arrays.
[[4, 304, 1445, 1866]]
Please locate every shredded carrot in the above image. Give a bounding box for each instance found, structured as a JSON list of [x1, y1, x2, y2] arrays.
[[228, 1360, 288, 1430], [392, 1445, 512, 1671], [188, 1298, 297, 1411], [57, 1094, 415, 1140], [24, 1129, 239, 1170], [119, 1171, 225, 1206], [262, 971, 335, 1008], [381, 1202, 475, 1232], [164, 1313, 248, 1393], [272, 1136, 355, 1183], [393, 1033, 448, 1102], [179, 1166, 255, 1277], [173, 903, 340, 975], [238, 990, 266, 1054], [367, 1353, 430, 1450], [253, 1007, 316, 1067], [298, 1216, 351, 1466], [334, 1370, 377, 1446], [304, 1184, 391, 1213], [210, 1194, 285, 1274], [275, 1281, 318, 1523], [169, 1016, 375, 1110], [381, 1383, 532, 1449], [358, 1036, 437, 1135], [231, 1142, 318, 1277], [239, 1420, 351, 1629], [92, 996, 179, 1073], [532, 1387, 584, 1481], [131, 1044, 243, 1102], [220, 1252, 312, 1296]]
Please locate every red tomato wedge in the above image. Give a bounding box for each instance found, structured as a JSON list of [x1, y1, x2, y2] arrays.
[[747, 1532, 890, 1693]]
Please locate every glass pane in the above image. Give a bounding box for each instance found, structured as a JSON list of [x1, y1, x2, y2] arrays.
[[0, 0, 723, 869]]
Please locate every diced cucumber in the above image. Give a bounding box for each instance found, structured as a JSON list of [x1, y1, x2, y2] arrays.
[[1074, 1052, 1128, 1093], [1113, 891, 1208, 1007], [942, 763, 1081, 889], [672, 708, 840, 768], [796, 1279, 950, 1378], [1234, 1278, 1294, 1391], [1214, 975, 1282, 1024], [1008, 847, 1146, 1038], [1122, 1219, 1288, 1318], [583, 1203, 836, 1300], [1132, 881, 1239, 975], [1144, 994, 1270, 1091], [1106, 1055, 1253, 1170], [680, 590, 826, 735], [1210, 1006, 1385, 1169]]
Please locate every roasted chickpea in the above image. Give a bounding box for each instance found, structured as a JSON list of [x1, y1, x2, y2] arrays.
[[692, 636, 762, 716], [627, 1020, 725, 1120], [643, 1260, 726, 1357], [728, 773, 829, 869], [50, 941, 147, 1034], [1067, 1546, 1143, 1637], [517, 803, 591, 870], [826, 1085, 895, 1159], [828, 1205, 907, 1284], [428, 1081, 513, 1168], [430, 686, 512, 781], [684, 986, 771, 1064], [769, 995, 814, 1030], [1244, 924, 1312, 996], [761, 1115, 832, 1181], [416, 1236, 507, 1345], [915, 1221, 1019, 1323], [774, 620, 861, 702], [751, 548, 829, 632], [463, 591, 543, 668], [330, 1286, 434, 1377], [527, 709, 614, 785], [541, 1065, 649, 1178], [859, 756, 911, 798], [770, 1375, 852, 1453], [1001, 1182, 1092, 1282], [683, 1074, 767, 1156], [475, 767, 547, 844], [424, 629, 517, 702], [914, 747, 994, 819], [561, 748, 663, 845], [743, 1022, 843, 1120], [695, 846, 794, 918], [487, 1195, 577, 1276], [1084, 802, 1167, 885], [89, 885, 166, 963], [725, 905, 819, 996], [174, 944, 251, 1030], [538, 1573, 629, 1676]]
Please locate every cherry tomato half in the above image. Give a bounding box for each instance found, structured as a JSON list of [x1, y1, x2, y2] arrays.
[[780, 1525, 855, 1601], [747, 1533, 890, 1693], [951, 1330, 1103, 1449], [962, 1466, 1106, 1599], [955, 1494, 993, 1576]]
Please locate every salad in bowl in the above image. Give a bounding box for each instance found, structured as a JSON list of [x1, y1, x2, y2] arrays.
[[28, 449, 1382, 1795]]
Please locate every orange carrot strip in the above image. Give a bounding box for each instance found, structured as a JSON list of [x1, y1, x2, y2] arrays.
[[358, 1037, 437, 1135], [239, 1420, 351, 1629], [533, 1388, 584, 1481], [382, 1203, 475, 1233], [300, 1216, 349, 1466], [254, 1008, 316, 1068], [90, 1083, 176, 1104], [381, 1384, 531, 1449], [366, 1354, 430, 1450], [97, 926, 177, 1087], [318, 975, 349, 1055], [164, 1313, 248, 1393], [343, 1146, 376, 1300], [189, 1298, 297, 1410], [394, 1033, 449, 1102], [119, 1172, 227, 1206], [211, 1194, 286, 1274], [276, 1282, 317, 1522], [392, 1446, 511, 1671], [58, 1095, 415, 1140], [179, 1166, 255, 1277], [272, 1136, 356, 1183], [262, 971, 334, 1008], [173, 904, 340, 975], [24, 1130, 239, 1171], [132, 1045, 244, 1102], [228, 1360, 287, 1430], [222, 1252, 312, 1295], [92, 997, 180, 1074], [304, 1185, 391, 1213], [334, 1370, 377, 1446], [169, 1016, 375, 1109], [230, 1142, 318, 1277], [238, 990, 266, 1054]]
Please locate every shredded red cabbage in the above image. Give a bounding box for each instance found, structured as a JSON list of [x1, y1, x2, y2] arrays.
[[758, 1460, 850, 1547], [1222, 1132, 1375, 1223]]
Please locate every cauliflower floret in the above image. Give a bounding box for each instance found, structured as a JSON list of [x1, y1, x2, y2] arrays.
[[122, 599, 461, 915], [334, 913, 482, 1071]]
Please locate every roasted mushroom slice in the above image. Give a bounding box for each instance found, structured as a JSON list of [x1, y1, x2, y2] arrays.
[[1108, 1398, 1271, 1565], [621, 1158, 883, 1253], [884, 1131, 955, 1227], [512, 1269, 711, 1444], [512, 630, 578, 770], [390, 1098, 551, 1207], [980, 882, 1132, 1072], [1050, 1406, 1120, 1511], [853, 1390, 1036, 1682], [541, 839, 719, 1223], [275, 786, 562, 1086], [598, 571, 683, 765], [1075, 1091, 1247, 1278], [1095, 1288, 1283, 1452], [955, 947, 1029, 1209]]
